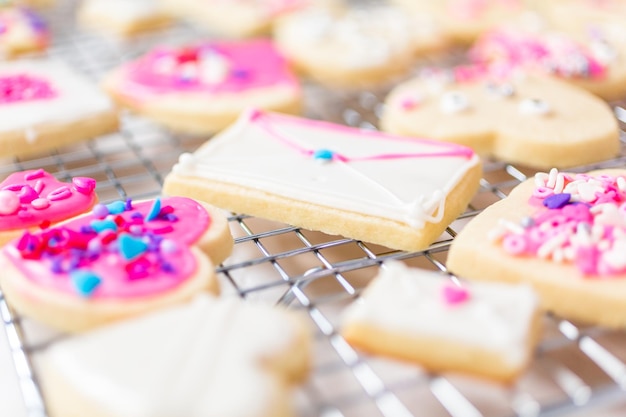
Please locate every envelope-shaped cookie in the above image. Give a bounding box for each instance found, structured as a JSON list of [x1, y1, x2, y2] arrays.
[[164, 109, 481, 251], [381, 71, 619, 169], [0, 59, 118, 157], [0, 196, 233, 332], [448, 168, 626, 328], [37, 294, 311, 417]]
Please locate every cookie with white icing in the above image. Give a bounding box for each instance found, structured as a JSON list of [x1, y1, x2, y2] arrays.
[[448, 168, 626, 328], [36, 294, 311, 417], [159, 0, 308, 38], [470, 27, 626, 101], [102, 39, 301, 134], [380, 69, 619, 169], [77, 0, 173, 37], [273, 4, 447, 88], [342, 262, 541, 383], [0, 169, 98, 246], [0, 196, 233, 332], [0, 6, 48, 58], [0, 59, 118, 158], [163, 109, 481, 252]]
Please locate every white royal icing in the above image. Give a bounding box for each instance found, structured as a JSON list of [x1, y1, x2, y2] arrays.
[[342, 262, 539, 366], [172, 109, 480, 229], [0, 59, 114, 133], [38, 295, 303, 417], [81, 0, 161, 23]]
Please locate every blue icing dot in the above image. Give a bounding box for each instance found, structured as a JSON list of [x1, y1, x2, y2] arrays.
[[313, 149, 334, 161], [106, 200, 127, 215], [70, 270, 102, 297], [90, 219, 118, 233], [119, 233, 149, 261], [543, 193, 571, 209], [146, 198, 162, 221]]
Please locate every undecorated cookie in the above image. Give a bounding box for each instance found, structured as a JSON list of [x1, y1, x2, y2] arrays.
[[448, 168, 626, 328], [0, 196, 233, 332], [342, 261, 541, 383], [102, 39, 301, 134], [380, 69, 619, 169], [0, 59, 118, 158], [77, 0, 173, 37], [36, 294, 311, 417], [163, 109, 482, 252], [0, 169, 97, 246], [0, 6, 48, 58]]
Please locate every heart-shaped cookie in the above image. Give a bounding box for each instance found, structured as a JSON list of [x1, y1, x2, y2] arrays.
[[37, 294, 310, 417], [380, 69, 620, 169], [0, 196, 233, 332]]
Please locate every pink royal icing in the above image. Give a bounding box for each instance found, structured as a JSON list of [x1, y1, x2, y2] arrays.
[[0, 169, 95, 230], [120, 39, 299, 98], [0, 74, 56, 105], [3, 197, 211, 298], [495, 169, 626, 277]]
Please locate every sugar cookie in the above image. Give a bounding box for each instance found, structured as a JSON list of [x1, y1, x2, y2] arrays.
[[380, 69, 619, 169], [37, 294, 311, 417], [77, 0, 172, 37], [273, 4, 447, 88], [342, 262, 541, 383], [0, 196, 233, 332], [102, 39, 301, 134], [0, 59, 118, 158], [164, 109, 481, 252], [0, 6, 48, 58], [0, 169, 97, 246], [448, 168, 626, 328]]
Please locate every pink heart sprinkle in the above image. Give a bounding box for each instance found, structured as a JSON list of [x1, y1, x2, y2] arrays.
[[442, 284, 471, 305]]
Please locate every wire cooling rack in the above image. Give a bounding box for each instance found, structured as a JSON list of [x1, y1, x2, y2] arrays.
[[3, 1, 626, 416]]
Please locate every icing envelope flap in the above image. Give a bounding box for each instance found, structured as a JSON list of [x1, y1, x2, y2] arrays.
[[174, 109, 480, 228]]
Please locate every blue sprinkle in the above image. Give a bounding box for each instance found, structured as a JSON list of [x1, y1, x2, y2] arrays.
[[313, 149, 334, 161], [106, 200, 126, 215], [119, 233, 149, 261], [146, 198, 162, 221], [70, 270, 101, 297], [543, 193, 571, 209], [90, 219, 118, 233]]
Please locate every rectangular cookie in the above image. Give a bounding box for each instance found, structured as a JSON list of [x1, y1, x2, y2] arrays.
[[163, 109, 482, 251], [341, 262, 541, 383]]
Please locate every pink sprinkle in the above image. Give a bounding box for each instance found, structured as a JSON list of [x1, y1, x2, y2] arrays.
[[48, 186, 72, 201], [533, 186, 553, 199], [400, 98, 418, 111], [0, 190, 20, 215], [72, 177, 96, 195], [33, 179, 44, 195], [31, 198, 49, 210], [152, 225, 174, 234], [502, 234, 528, 255], [18, 185, 39, 204], [24, 169, 45, 181], [442, 284, 471, 305]]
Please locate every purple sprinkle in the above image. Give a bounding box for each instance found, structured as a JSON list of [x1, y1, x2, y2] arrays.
[[131, 212, 144, 220], [164, 214, 178, 222], [161, 262, 175, 273], [231, 68, 249, 78], [92, 203, 109, 219], [543, 193, 571, 209], [51, 258, 63, 274], [80, 225, 94, 234], [125, 199, 133, 211]]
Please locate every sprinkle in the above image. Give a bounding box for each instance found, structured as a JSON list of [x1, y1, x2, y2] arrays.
[[164, 214, 178, 222], [313, 149, 334, 162], [33, 180, 44, 195], [146, 198, 162, 221], [92, 204, 109, 219], [72, 177, 96, 195], [119, 233, 149, 261], [24, 169, 45, 181], [152, 225, 174, 234], [31, 198, 49, 210], [18, 185, 39, 204], [131, 212, 143, 220], [160, 239, 178, 254], [106, 200, 126, 215], [0, 190, 20, 215], [441, 284, 470, 305], [90, 219, 117, 233], [125, 199, 133, 211], [520, 216, 535, 228], [161, 262, 175, 273], [125, 258, 151, 280], [543, 193, 571, 209], [48, 186, 72, 201], [502, 234, 528, 255], [70, 270, 102, 297]]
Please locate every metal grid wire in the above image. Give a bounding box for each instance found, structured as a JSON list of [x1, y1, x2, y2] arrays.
[[2, 1, 626, 416]]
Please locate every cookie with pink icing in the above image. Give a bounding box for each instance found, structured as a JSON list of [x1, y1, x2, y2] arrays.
[[0, 59, 118, 158], [0, 169, 97, 246], [0, 195, 233, 332], [102, 39, 301, 134], [448, 168, 626, 328], [37, 294, 311, 417], [164, 109, 482, 252], [380, 66, 620, 169], [469, 27, 626, 101], [342, 261, 541, 383], [0, 6, 48, 58]]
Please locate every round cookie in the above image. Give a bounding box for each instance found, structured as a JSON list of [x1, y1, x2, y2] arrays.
[[0, 196, 234, 332], [0, 169, 97, 246], [77, 0, 173, 37], [380, 68, 620, 169], [448, 169, 626, 328], [273, 4, 447, 88], [102, 39, 302, 134]]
